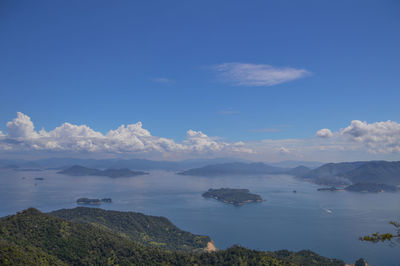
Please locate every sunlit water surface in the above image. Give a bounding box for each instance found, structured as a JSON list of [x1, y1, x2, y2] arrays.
[[0, 169, 399, 265]]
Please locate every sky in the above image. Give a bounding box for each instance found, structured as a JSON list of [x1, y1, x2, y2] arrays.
[[1, 0, 400, 162]]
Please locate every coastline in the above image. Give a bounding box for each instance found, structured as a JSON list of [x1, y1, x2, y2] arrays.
[[205, 241, 217, 252]]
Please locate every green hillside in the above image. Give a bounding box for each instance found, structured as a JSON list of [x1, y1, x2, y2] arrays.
[[50, 207, 210, 252], [0, 208, 347, 266]]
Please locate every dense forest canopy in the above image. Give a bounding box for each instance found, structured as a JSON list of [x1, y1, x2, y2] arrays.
[[0, 208, 348, 265]]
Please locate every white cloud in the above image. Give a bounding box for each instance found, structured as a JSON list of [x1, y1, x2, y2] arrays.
[[315, 120, 400, 154], [339, 120, 400, 153], [184, 130, 224, 152], [6, 112, 39, 139], [279, 146, 291, 154], [316, 128, 333, 138], [0, 113, 253, 158], [2, 113, 400, 161], [214, 63, 310, 87]]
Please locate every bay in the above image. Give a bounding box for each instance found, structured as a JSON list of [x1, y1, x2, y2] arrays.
[[0, 169, 399, 265]]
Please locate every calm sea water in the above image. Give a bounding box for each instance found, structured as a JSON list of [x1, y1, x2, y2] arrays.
[[0, 169, 399, 265]]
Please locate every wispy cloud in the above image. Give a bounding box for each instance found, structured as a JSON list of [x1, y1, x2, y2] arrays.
[[251, 128, 280, 133], [220, 108, 240, 115], [152, 77, 174, 84], [251, 125, 291, 133], [214, 63, 310, 87]]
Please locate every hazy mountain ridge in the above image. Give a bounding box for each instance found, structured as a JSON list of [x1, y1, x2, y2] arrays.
[[0, 157, 315, 171], [178, 160, 400, 187], [57, 165, 148, 178], [267, 160, 323, 169], [301, 161, 400, 186], [341, 161, 400, 185], [178, 162, 309, 176]]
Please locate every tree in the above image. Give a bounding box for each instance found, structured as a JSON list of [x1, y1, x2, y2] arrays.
[[360, 221, 400, 244]]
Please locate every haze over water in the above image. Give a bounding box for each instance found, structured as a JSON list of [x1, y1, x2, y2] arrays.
[[1, 168, 399, 265]]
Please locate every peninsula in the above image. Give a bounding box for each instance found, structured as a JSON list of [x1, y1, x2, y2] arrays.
[[202, 188, 263, 206], [344, 183, 398, 193], [317, 183, 398, 193]]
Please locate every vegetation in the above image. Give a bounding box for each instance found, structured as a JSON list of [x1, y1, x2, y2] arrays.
[[202, 188, 263, 206], [50, 207, 210, 252], [0, 208, 347, 265], [76, 198, 107, 205], [361, 221, 400, 244], [58, 165, 148, 178]]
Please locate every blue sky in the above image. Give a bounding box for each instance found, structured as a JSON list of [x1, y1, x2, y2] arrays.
[[1, 1, 400, 161]]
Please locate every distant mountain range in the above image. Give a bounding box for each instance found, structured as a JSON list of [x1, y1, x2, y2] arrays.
[[267, 160, 323, 169], [179, 160, 400, 187], [58, 165, 148, 178], [0, 157, 250, 171], [2, 157, 399, 187], [301, 161, 400, 186], [0, 157, 321, 171], [178, 162, 309, 176]]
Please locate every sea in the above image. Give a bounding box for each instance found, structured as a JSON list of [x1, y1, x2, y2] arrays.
[[0, 169, 399, 265]]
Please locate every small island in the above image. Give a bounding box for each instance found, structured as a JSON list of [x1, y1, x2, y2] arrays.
[[76, 198, 112, 205], [317, 186, 341, 192], [58, 165, 148, 178], [202, 188, 263, 206]]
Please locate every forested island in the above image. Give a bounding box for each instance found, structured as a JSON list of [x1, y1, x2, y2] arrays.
[[76, 198, 112, 205], [58, 165, 148, 178], [202, 188, 263, 206], [0, 207, 356, 265]]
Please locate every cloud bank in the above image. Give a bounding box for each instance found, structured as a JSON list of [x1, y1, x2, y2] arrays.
[[0, 112, 252, 158], [1, 113, 400, 161], [214, 63, 310, 87], [318, 120, 400, 154]]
